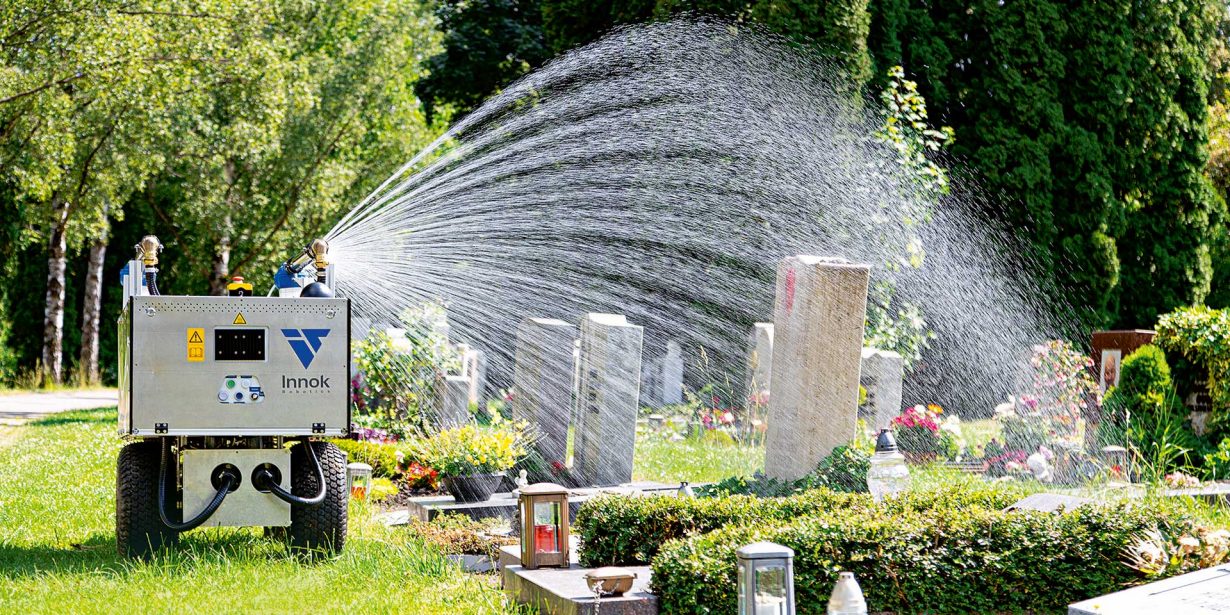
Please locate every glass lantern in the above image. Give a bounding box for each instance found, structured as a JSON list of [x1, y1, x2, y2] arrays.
[[867, 429, 909, 503], [346, 462, 373, 501], [736, 542, 795, 615], [518, 482, 569, 569]]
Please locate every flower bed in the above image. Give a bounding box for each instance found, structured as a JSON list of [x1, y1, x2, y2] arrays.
[[651, 499, 1195, 614]]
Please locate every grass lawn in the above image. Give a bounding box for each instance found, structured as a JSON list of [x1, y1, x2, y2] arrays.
[[633, 431, 764, 483], [0, 408, 528, 614]]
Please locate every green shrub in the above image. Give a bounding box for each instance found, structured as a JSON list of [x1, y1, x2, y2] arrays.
[[1156, 306, 1230, 431], [652, 499, 1195, 614], [809, 444, 871, 493], [331, 438, 409, 479], [574, 488, 871, 567], [1102, 345, 1203, 479]]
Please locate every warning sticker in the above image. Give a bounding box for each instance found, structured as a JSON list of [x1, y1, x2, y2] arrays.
[[233, 313, 247, 325], [187, 328, 205, 362]]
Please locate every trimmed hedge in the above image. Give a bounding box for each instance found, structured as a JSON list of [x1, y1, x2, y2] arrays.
[[574, 488, 870, 567], [576, 479, 1030, 567], [652, 500, 1194, 614]]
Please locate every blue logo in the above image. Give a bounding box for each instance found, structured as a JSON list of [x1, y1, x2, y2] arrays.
[[282, 329, 330, 369]]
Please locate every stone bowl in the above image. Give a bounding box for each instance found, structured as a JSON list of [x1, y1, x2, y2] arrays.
[[584, 567, 637, 596]]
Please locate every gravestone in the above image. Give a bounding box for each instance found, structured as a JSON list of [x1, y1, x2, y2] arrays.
[[438, 374, 472, 428], [764, 256, 870, 481], [859, 348, 904, 430], [462, 347, 488, 405], [573, 313, 644, 486], [745, 323, 774, 408], [1091, 330, 1157, 392], [1004, 493, 1091, 513], [638, 341, 683, 408], [662, 341, 683, 405], [1069, 565, 1230, 615], [512, 318, 578, 467]]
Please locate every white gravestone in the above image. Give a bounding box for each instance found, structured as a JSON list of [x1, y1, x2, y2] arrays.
[[662, 341, 683, 405], [512, 318, 578, 467], [745, 323, 774, 407], [859, 348, 904, 430], [438, 374, 472, 428], [1069, 565, 1230, 615], [764, 256, 870, 481], [573, 313, 644, 486]]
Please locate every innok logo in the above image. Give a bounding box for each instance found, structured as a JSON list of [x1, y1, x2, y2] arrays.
[[281, 329, 330, 369]]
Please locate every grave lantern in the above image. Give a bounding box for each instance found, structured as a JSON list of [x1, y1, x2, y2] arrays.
[[737, 542, 796, 615], [866, 429, 909, 503], [519, 482, 569, 569], [346, 462, 373, 501]]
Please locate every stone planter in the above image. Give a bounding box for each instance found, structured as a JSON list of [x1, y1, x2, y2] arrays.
[[442, 473, 504, 503]]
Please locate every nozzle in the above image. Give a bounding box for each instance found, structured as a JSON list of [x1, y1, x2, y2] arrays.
[[137, 235, 162, 268], [309, 238, 329, 271]]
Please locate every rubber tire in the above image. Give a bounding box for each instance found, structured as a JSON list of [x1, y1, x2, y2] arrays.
[[288, 441, 347, 556], [116, 440, 179, 558]]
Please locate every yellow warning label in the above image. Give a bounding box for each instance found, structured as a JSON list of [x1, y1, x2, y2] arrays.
[[187, 328, 205, 362], [233, 313, 247, 325]]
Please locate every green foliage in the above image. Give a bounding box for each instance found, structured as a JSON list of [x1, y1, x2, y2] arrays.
[[352, 304, 460, 435], [869, 0, 1225, 329], [651, 499, 1195, 614], [1156, 306, 1230, 429], [1102, 345, 1202, 480], [574, 488, 870, 566], [330, 438, 409, 479], [809, 444, 871, 493], [415, 0, 551, 123]]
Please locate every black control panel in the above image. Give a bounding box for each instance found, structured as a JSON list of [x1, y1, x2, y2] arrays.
[[214, 328, 266, 361]]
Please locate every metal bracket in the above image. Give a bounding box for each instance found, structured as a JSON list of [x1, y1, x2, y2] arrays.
[[155, 423, 169, 434], [311, 423, 325, 434]]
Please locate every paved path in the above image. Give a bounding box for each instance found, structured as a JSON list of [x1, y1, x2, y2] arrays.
[[0, 389, 118, 426]]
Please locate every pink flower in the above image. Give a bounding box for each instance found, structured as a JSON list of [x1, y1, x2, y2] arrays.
[[720, 411, 735, 425]]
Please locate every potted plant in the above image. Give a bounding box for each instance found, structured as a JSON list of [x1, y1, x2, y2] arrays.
[[891, 404, 947, 464], [418, 414, 527, 503]]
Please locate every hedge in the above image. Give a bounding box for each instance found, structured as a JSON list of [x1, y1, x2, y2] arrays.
[[651, 500, 1193, 614], [574, 488, 870, 567], [575, 479, 1030, 567]]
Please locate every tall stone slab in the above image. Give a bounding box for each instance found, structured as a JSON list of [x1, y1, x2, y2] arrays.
[[859, 348, 904, 430], [437, 374, 472, 428], [764, 256, 870, 481], [661, 341, 683, 405], [512, 318, 578, 466], [573, 313, 644, 486], [462, 347, 488, 405], [745, 323, 774, 406]]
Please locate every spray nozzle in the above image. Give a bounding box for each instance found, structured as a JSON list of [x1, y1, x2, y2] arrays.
[[136, 235, 162, 267], [309, 238, 329, 272]]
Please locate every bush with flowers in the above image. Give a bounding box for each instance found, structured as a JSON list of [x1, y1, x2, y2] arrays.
[[416, 414, 529, 477], [891, 404, 957, 461]]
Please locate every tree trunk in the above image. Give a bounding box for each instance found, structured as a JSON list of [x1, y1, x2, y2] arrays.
[[79, 238, 106, 385], [209, 220, 231, 296], [42, 197, 69, 386]]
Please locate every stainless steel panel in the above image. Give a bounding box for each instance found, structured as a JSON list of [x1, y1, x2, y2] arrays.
[[117, 298, 132, 434], [181, 448, 291, 527], [129, 295, 349, 436]]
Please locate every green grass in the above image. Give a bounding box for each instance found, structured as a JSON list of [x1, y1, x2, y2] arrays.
[[0, 409, 528, 614], [632, 431, 764, 483]]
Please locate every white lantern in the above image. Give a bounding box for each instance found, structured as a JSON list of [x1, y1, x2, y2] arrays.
[[827, 571, 868, 615], [866, 429, 909, 503], [737, 542, 795, 615]]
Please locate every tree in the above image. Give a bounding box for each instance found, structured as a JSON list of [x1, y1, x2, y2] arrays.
[[415, 0, 550, 124], [1, 1, 227, 384], [868, 0, 1225, 329]]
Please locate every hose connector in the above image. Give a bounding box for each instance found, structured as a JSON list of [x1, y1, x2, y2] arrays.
[[137, 235, 162, 268]]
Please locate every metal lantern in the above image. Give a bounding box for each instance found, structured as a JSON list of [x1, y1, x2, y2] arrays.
[[737, 542, 796, 615], [1102, 445, 1131, 482], [519, 482, 569, 569], [346, 462, 373, 501], [866, 429, 909, 503]]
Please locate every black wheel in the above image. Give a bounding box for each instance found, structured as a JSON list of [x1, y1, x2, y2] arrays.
[[288, 441, 347, 556], [116, 440, 179, 558]]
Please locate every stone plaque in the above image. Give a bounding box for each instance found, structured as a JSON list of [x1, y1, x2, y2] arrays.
[[1003, 493, 1092, 513], [1090, 330, 1157, 392], [1069, 565, 1230, 614]]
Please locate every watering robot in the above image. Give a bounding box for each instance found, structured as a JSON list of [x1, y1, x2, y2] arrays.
[[114, 235, 350, 558]]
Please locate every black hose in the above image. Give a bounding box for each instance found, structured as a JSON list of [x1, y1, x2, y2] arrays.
[[255, 443, 326, 507], [157, 438, 233, 531], [145, 270, 160, 296]]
